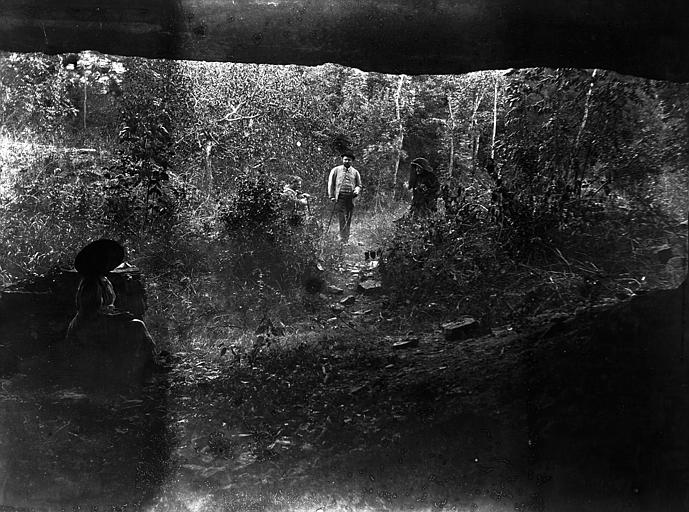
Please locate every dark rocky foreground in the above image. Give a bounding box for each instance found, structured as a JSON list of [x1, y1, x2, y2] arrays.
[[0, 266, 146, 376], [0, 268, 171, 509], [0, 266, 687, 511], [151, 276, 689, 511]]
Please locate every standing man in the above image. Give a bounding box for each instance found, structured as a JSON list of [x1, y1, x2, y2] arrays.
[[328, 151, 362, 243]]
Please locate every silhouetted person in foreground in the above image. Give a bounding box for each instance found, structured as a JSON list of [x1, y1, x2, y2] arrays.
[[408, 157, 440, 218], [64, 239, 155, 391]]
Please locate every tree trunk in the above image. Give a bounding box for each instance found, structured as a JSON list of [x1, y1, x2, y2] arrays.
[[83, 79, 87, 131], [491, 77, 498, 160], [570, 68, 599, 189], [391, 74, 407, 199], [375, 167, 385, 212], [205, 141, 214, 197], [447, 92, 455, 178], [469, 88, 485, 172]]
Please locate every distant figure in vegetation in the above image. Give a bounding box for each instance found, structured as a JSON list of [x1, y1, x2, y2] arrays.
[[281, 175, 311, 226], [65, 239, 155, 390], [408, 157, 440, 218], [328, 151, 362, 243]]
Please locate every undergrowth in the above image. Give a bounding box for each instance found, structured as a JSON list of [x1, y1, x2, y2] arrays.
[[0, 151, 325, 352], [380, 194, 687, 328]]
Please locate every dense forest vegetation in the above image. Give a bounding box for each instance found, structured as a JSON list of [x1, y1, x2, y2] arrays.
[[1, 51, 687, 342]]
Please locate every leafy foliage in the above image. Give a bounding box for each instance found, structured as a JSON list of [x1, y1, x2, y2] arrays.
[[0, 153, 103, 280], [0, 53, 687, 339], [104, 59, 182, 248], [486, 68, 689, 253], [220, 168, 319, 290], [0, 53, 77, 140]]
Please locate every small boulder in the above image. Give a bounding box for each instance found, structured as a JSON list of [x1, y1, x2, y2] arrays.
[[652, 244, 673, 264], [358, 280, 383, 295], [255, 317, 286, 337], [392, 338, 419, 349], [667, 256, 687, 270], [360, 270, 377, 281], [340, 295, 356, 306], [442, 317, 486, 341]]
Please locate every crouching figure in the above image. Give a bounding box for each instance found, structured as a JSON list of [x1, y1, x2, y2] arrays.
[[64, 240, 155, 391]]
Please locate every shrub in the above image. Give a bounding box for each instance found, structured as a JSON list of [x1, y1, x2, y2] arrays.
[[381, 206, 503, 314], [380, 189, 686, 327], [219, 168, 319, 290], [0, 153, 108, 282]]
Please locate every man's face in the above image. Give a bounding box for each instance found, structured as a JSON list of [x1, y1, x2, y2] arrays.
[[342, 156, 352, 168]]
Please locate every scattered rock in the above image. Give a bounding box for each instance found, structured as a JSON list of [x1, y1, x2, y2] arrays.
[[491, 326, 514, 337], [392, 338, 420, 350], [340, 295, 356, 306], [255, 318, 286, 337], [358, 280, 383, 295], [349, 383, 367, 394], [303, 275, 325, 293], [652, 244, 673, 264], [330, 303, 345, 314], [667, 256, 686, 271], [442, 317, 486, 341], [273, 320, 287, 336], [326, 285, 344, 295], [57, 390, 89, 401], [359, 270, 376, 281]]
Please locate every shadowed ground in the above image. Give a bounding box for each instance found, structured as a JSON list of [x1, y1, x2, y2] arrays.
[[1, 238, 687, 511]]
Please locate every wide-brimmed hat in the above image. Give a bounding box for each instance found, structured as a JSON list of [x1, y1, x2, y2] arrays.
[[74, 239, 125, 276], [411, 157, 433, 173]]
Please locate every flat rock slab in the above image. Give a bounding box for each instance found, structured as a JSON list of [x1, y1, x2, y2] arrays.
[[392, 338, 419, 350], [667, 256, 687, 270], [442, 317, 486, 342], [652, 244, 673, 263], [357, 280, 383, 295], [359, 271, 377, 281]]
